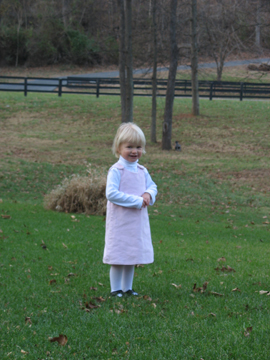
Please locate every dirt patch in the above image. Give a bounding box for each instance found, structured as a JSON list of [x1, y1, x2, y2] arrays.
[[212, 168, 270, 192]]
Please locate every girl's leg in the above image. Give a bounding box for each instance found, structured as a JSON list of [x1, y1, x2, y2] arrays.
[[122, 265, 135, 293], [110, 265, 124, 292]]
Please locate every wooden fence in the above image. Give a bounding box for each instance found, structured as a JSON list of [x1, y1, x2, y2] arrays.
[[0, 76, 270, 100]]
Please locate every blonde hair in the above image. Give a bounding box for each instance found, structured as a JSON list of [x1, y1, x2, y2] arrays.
[[112, 122, 146, 157]]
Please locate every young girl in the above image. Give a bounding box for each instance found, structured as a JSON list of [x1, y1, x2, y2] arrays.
[[103, 123, 158, 297]]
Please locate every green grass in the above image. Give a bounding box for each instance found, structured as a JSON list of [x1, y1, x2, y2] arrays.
[[0, 92, 270, 359]]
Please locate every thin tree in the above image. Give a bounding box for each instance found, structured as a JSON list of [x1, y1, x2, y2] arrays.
[[117, 0, 127, 122], [151, 0, 157, 142], [191, 0, 199, 115], [162, 0, 178, 150], [125, 0, 133, 122], [117, 0, 133, 122], [255, 0, 262, 48]]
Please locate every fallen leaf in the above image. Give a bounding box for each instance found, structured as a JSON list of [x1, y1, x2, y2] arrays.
[[209, 291, 224, 297], [203, 282, 208, 291], [21, 350, 28, 354], [259, 290, 269, 295], [98, 282, 104, 286], [215, 265, 236, 273], [49, 279, 56, 285], [208, 313, 216, 317], [67, 273, 75, 277], [25, 317, 32, 325], [236, 246, 241, 249], [1, 215, 11, 219], [193, 282, 208, 293], [85, 301, 100, 309], [62, 243, 68, 249], [152, 303, 157, 308], [135, 264, 144, 268], [217, 257, 226, 262], [114, 309, 121, 314], [262, 221, 269, 224], [48, 266, 53, 270], [93, 296, 106, 302], [244, 326, 252, 337], [90, 287, 97, 291], [232, 288, 241, 292], [0, 229, 3, 233], [71, 215, 76, 219], [143, 295, 152, 301], [171, 283, 182, 289], [50, 334, 68, 346]]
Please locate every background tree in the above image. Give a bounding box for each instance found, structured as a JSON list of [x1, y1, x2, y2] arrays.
[[117, 0, 133, 122], [162, 0, 178, 150], [199, 0, 246, 81], [117, 0, 126, 122], [191, 0, 199, 115], [151, 0, 157, 142]]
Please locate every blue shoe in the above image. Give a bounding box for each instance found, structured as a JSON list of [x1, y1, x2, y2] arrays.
[[124, 289, 138, 296], [110, 290, 123, 297]]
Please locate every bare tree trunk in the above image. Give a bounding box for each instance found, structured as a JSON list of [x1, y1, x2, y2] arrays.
[[191, 0, 199, 116], [62, 0, 68, 30], [151, 0, 157, 143], [16, 10, 23, 67], [255, 0, 261, 48], [117, 0, 126, 122], [162, 0, 178, 150], [125, 0, 133, 122]]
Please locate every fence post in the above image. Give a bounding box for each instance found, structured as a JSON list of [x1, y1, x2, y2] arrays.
[[96, 79, 100, 98], [24, 78, 27, 96], [240, 82, 243, 101], [58, 79, 62, 97], [209, 82, 213, 100]]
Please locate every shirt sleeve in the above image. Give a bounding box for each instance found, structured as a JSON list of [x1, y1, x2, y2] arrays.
[[144, 168, 158, 205], [106, 167, 144, 209]]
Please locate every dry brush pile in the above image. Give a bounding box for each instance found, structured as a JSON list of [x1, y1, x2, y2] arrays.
[[44, 164, 107, 215]]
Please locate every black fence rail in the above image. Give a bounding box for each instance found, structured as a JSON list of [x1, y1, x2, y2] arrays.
[[0, 75, 270, 100]]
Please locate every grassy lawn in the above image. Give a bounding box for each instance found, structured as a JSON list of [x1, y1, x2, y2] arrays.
[[0, 92, 270, 359]]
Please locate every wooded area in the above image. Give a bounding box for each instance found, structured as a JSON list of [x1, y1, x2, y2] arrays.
[[0, 0, 269, 69], [1, 0, 270, 149]]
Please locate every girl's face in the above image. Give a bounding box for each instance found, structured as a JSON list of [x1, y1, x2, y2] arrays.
[[118, 142, 143, 162]]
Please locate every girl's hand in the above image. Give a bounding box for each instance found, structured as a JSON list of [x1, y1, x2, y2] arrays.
[[142, 192, 151, 207]]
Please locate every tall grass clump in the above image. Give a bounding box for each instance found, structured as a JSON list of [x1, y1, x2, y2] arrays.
[[44, 164, 107, 215]]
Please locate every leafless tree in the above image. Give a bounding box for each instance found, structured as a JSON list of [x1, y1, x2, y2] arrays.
[[162, 0, 178, 150], [151, 0, 157, 142], [117, 0, 133, 122], [199, 0, 246, 81], [191, 0, 199, 115]]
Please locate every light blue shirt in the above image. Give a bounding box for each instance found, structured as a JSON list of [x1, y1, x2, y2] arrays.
[[106, 156, 158, 209]]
